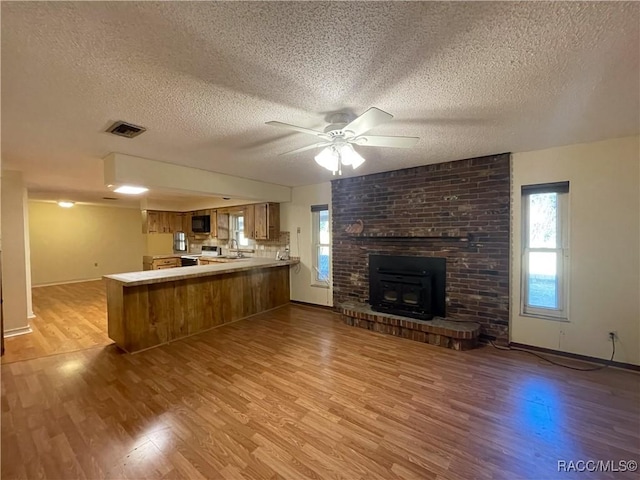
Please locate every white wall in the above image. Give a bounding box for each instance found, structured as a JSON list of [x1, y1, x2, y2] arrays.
[[29, 201, 145, 285], [511, 136, 639, 365], [1, 171, 32, 335], [281, 182, 333, 306]]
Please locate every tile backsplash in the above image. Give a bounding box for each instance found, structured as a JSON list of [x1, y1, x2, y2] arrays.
[[189, 232, 290, 259]]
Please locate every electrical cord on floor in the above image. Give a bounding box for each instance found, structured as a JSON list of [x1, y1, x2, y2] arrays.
[[489, 337, 615, 371]]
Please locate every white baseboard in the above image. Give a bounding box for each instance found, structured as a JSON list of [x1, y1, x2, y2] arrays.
[[32, 278, 102, 288], [3, 326, 33, 338]]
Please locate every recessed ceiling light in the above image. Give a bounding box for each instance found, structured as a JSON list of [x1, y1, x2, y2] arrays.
[[113, 185, 148, 195], [57, 201, 75, 208]]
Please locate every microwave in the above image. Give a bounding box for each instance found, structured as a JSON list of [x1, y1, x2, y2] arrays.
[[191, 215, 210, 233]]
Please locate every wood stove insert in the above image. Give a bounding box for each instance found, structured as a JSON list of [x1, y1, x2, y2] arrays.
[[369, 255, 446, 320]]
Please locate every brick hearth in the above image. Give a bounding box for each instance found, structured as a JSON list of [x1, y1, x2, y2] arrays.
[[341, 302, 480, 350], [332, 153, 510, 343]]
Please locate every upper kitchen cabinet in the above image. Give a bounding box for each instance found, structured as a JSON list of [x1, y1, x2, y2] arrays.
[[142, 204, 272, 239], [207, 209, 218, 237], [173, 213, 186, 233], [243, 204, 255, 240], [142, 210, 182, 234], [217, 210, 230, 240], [254, 203, 280, 240], [183, 211, 193, 235], [142, 210, 158, 234]]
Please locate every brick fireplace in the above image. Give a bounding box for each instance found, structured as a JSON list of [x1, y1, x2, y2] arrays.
[[332, 153, 510, 342]]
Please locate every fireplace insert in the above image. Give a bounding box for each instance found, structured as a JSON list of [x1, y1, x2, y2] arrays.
[[369, 255, 446, 320]]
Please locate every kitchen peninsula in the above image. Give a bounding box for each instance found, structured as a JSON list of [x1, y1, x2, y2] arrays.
[[104, 258, 298, 353]]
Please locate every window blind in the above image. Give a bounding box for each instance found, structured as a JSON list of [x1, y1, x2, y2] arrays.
[[521, 181, 569, 195]]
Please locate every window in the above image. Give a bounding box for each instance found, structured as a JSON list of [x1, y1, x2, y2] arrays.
[[521, 182, 569, 319], [311, 205, 330, 286], [231, 214, 249, 247]]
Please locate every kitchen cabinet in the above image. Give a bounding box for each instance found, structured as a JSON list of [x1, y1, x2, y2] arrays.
[[142, 204, 278, 238], [105, 260, 292, 353], [142, 210, 159, 234], [207, 209, 217, 237], [217, 211, 230, 240], [158, 212, 170, 233], [156, 211, 172, 233], [143, 257, 181, 270], [254, 202, 280, 240], [243, 204, 255, 240], [184, 212, 193, 236], [143, 210, 182, 234], [198, 258, 221, 266], [173, 213, 186, 233]]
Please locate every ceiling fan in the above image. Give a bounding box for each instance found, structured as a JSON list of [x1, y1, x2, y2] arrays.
[[266, 107, 419, 175]]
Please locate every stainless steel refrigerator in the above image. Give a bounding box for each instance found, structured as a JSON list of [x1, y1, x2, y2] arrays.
[[173, 231, 187, 253]]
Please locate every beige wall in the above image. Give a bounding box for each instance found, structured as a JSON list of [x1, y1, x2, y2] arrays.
[[281, 182, 333, 306], [29, 201, 145, 285], [1, 171, 32, 334], [145, 233, 174, 256], [511, 136, 640, 365]]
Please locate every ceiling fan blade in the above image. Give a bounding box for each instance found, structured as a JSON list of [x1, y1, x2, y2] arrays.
[[265, 121, 330, 139], [279, 142, 329, 156], [343, 107, 394, 136], [354, 135, 419, 148]]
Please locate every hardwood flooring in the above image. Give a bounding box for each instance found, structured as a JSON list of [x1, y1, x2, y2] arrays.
[[2, 281, 112, 364], [1, 284, 639, 479]]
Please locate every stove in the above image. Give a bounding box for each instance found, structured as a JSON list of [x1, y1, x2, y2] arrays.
[[180, 256, 199, 266], [200, 245, 220, 257]]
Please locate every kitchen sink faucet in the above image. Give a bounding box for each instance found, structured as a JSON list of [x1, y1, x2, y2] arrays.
[[229, 238, 244, 258]]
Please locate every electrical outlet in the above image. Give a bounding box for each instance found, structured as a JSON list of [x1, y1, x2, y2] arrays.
[[609, 331, 618, 341], [297, 226, 301, 233]]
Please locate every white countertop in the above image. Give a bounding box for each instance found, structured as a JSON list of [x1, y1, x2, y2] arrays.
[[105, 257, 299, 287], [142, 254, 186, 261]]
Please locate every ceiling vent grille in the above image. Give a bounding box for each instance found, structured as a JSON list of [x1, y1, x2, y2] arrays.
[[106, 121, 146, 138]]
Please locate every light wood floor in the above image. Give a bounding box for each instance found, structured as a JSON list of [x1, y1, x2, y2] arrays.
[[1, 284, 639, 479], [2, 281, 112, 364]]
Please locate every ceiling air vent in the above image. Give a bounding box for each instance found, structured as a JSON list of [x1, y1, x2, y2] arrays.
[[102, 197, 118, 200], [106, 121, 146, 138]]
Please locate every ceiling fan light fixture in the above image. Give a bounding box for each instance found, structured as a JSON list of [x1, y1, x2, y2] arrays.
[[268, 107, 417, 175], [314, 146, 339, 173], [340, 144, 365, 169]]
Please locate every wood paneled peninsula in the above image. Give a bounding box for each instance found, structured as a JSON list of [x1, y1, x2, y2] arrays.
[[104, 258, 298, 353]]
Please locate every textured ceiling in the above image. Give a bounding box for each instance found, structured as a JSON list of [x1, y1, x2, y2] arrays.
[[2, 1, 639, 204]]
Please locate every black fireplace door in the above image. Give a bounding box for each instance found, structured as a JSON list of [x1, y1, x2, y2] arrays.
[[372, 271, 433, 319], [369, 255, 446, 320]]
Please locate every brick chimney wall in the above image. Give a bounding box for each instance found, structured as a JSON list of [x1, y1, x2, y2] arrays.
[[331, 153, 510, 341]]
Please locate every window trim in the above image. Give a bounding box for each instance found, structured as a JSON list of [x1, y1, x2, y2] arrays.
[[311, 205, 331, 287], [521, 184, 570, 321]]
